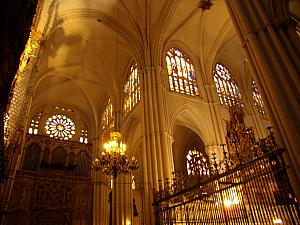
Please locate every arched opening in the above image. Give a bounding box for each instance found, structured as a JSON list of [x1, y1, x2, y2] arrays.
[[22, 143, 41, 171], [172, 124, 208, 185]]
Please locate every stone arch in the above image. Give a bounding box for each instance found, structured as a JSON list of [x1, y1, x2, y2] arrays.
[[172, 124, 207, 175], [22, 142, 41, 171], [122, 116, 141, 150], [75, 150, 90, 177], [170, 103, 215, 146], [51, 146, 66, 168]]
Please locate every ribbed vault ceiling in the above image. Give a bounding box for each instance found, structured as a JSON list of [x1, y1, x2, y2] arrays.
[[31, 0, 269, 135]]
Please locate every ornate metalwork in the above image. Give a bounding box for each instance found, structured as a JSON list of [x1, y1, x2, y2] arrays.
[[153, 106, 300, 224], [153, 106, 282, 199], [153, 148, 300, 224], [92, 132, 138, 178]]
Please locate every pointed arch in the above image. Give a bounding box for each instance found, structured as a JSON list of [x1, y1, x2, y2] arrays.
[[75, 150, 90, 177], [51, 146, 66, 168], [122, 116, 143, 155], [170, 103, 215, 146], [22, 143, 41, 171]]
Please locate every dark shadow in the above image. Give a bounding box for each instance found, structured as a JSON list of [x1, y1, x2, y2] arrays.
[[109, 191, 112, 225], [133, 198, 138, 217]]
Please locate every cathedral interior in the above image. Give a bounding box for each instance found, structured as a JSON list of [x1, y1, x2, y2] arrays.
[[0, 0, 300, 225]]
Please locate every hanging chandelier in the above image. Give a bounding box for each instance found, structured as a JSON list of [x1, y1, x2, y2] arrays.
[[92, 132, 138, 178]]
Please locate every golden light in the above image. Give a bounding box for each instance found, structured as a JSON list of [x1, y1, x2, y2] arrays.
[[223, 189, 240, 207], [18, 30, 42, 72], [103, 132, 127, 154], [273, 218, 283, 224], [92, 132, 138, 178], [224, 198, 239, 207]]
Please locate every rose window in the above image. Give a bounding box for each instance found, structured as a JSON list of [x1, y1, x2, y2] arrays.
[[45, 114, 75, 140]]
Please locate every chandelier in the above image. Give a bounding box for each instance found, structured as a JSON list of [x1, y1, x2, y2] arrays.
[[92, 132, 138, 178]]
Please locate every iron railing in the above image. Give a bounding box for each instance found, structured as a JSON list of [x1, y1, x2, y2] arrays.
[[153, 148, 300, 224]]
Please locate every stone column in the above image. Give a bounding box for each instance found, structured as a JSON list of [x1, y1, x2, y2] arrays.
[[142, 66, 175, 183], [141, 136, 152, 225], [204, 84, 226, 145], [93, 172, 102, 225], [141, 66, 174, 224], [123, 174, 133, 225], [225, 0, 300, 194]]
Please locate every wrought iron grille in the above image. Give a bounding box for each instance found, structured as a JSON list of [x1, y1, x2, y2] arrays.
[[153, 106, 300, 224], [153, 149, 300, 224]]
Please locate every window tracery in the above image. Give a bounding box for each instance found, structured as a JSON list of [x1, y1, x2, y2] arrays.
[[45, 114, 75, 140], [252, 80, 266, 117], [186, 148, 209, 177], [80, 128, 88, 144], [123, 63, 140, 117], [27, 106, 89, 143], [102, 98, 114, 140], [28, 112, 42, 135], [213, 63, 242, 106], [166, 48, 199, 96]]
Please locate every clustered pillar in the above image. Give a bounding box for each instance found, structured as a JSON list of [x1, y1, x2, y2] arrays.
[[141, 66, 174, 224], [225, 0, 300, 196]]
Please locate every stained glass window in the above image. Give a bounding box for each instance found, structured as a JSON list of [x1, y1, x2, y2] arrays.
[[102, 98, 114, 140], [80, 124, 88, 144], [166, 48, 199, 96], [28, 112, 42, 135], [252, 80, 266, 117], [186, 148, 209, 177], [45, 114, 75, 140], [123, 63, 140, 117], [213, 63, 242, 106]]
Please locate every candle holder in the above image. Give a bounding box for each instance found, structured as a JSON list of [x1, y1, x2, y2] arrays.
[[92, 132, 138, 179]]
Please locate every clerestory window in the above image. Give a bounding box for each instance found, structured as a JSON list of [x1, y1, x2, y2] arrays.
[[252, 80, 266, 117], [166, 48, 199, 96], [123, 63, 140, 117], [213, 63, 242, 106], [102, 98, 114, 141]]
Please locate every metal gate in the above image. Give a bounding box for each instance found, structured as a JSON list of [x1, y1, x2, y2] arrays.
[[153, 107, 300, 224], [153, 149, 300, 224]]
